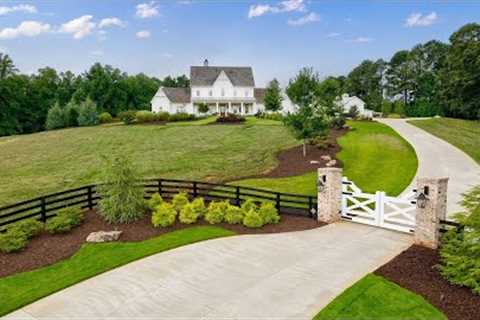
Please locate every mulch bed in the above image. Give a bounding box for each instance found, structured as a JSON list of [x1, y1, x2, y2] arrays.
[[375, 245, 480, 320], [0, 210, 323, 278]]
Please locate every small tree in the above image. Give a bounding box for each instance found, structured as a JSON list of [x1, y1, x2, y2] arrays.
[[77, 98, 99, 126], [264, 79, 283, 112], [45, 102, 67, 130], [347, 106, 359, 119], [283, 96, 330, 157], [197, 103, 209, 114], [64, 101, 79, 127], [98, 155, 145, 224]]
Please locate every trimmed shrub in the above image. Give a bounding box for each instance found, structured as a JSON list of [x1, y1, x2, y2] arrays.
[[118, 110, 137, 125], [45, 207, 84, 234], [98, 155, 145, 224], [225, 205, 244, 224], [197, 103, 209, 114], [147, 193, 163, 211], [152, 202, 177, 227], [0, 230, 28, 253], [172, 192, 189, 213], [347, 106, 359, 119], [439, 185, 480, 294], [136, 111, 156, 123], [243, 209, 264, 228], [155, 112, 170, 122], [77, 98, 99, 126], [205, 201, 228, 224], [256, 112, 284, 121], [9, 220, 44, 238], [191, 197, 207, 218], [216, 113, 245, 123], [258, 202, 280, 224], [98, 112, 113, 124], [168, 113, 196, 122], [179, 203, 199, 224], [241, 199, 258, 214], [45, 103, 67, 130]]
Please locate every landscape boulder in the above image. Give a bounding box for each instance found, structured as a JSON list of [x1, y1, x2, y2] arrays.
[[86, 230, 122, 243]]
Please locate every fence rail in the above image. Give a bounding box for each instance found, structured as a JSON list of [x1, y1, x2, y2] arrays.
[[439, 219, 464, 234], [0, 178, 317, 230]]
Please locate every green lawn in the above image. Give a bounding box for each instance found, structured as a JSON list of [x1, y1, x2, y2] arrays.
[[0, 118, 297, 207], [234, 121, 418, 196], [313, 274, 446, 320], [0, 226, 234, 316], [408, 117, 480, 164]]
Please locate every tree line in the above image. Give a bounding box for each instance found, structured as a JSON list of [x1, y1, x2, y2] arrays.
[[284, 22, 480, 120], [0, 58, 189, 136]]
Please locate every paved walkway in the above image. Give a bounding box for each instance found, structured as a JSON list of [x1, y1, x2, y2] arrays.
[[378, 118, 480, 216], [6, 223, 411, 320]]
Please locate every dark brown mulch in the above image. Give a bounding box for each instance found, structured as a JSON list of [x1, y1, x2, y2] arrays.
[[239, 128, 347, 180], [0, 210, 323, 278], [375, 245, 480, 320]]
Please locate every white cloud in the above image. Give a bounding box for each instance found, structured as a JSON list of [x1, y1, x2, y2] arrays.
[[248, 0, 305, 18], [90, 50, 104, 56], [0, 4, 37, 16], [287, 12, 319, 26], [136, 2, 159, 18], [59, 15, 96, 39], [136, 30, 151, 38], [326, 32, 341, 38], [405, 12, 438, 27], [99, 17, 126, 28], [348, 37, 373, 43], [0, 21, 51, 40]]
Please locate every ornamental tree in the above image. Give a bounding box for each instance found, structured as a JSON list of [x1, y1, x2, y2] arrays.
[[264, 78, 283, 112]]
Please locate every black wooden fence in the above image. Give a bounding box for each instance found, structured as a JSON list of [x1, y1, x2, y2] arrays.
[[439, 219, 464, 234], [0, 178, 317, 230]]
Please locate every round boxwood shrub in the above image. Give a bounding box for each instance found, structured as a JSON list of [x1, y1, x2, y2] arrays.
[[258, 202, 280, 225], [205, 201, 229, 224], [179, 203, 199, 224], [155, 112, 170, 122], [243, 209, 264, 228], [147, 193, 164, 211], [98, 112, 113, 124], [45, 207, 84, 234], [136, 111, 156, 123], [118, 110, 137, 125], [0, 230, 28, 253], [10, 220, 44, 238], [152, 203, 177, 227], [225, 205, 244, 224], [172, 192, 189, 213], [191, 197, 207, 218]]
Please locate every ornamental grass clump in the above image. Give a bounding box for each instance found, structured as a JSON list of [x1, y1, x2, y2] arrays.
[[179, 203, 199, 224], [98, 155, 145, 224], [258, 202, 280, 224], [152, 203, 177, 227], [243, 209, 264, 228], [45, 207, 84, 234], [225, 205, 244, 224], [191, 197, 207, 218], [205, 201, 229, 224], [172, 192, 189, 213], [241, 199, 258, 214], [147, 193, 163, 211], [439, 185, 480, 295]]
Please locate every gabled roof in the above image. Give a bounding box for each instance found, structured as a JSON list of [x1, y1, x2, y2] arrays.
[[254, 88, 266, 103], [163, 87, 191, 103], [190, 66, 255, 87]]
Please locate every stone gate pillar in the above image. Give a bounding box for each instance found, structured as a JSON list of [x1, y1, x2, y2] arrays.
[[317, 167, 343, 224], [414, 177, 448, 249]]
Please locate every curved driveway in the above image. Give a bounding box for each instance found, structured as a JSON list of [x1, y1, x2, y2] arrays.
[[378, 118, 480, 215], [6, 223, 411, 320]]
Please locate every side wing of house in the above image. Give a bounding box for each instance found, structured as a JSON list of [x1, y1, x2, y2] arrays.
[[151, 87, 171, 113]]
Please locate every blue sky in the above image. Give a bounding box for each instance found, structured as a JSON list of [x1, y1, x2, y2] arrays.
[[0, 0, 479, 86]]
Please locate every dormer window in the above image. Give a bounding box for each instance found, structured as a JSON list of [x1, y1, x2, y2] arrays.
[[221, 88, 225, 97], [196, 90, 200, 97]]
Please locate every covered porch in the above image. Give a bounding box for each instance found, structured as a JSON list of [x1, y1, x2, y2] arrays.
[[194, 101, 255, 116]]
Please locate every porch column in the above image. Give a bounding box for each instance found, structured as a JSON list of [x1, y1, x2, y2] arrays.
[[228, 102, 231, 114], [317, 167, 343, 224], [414, 177, 448, 249], [240, 102, 244, 115], [216, 102, 219, 114]]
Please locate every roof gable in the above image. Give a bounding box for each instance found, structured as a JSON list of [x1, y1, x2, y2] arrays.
[[162, 87, 191, 103], [190, 66, 255, 87]]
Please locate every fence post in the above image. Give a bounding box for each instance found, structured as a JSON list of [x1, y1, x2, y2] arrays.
[[158, 179, 163, 196], [317, 167, 343, 224], [87, 186, 93, 210], [192, 181, 198, 198], [40, 197, 47, 222], [236, 186, 241, 206], [275, 193, 281, 211], [308, 196, 314, 218], [414, 177, 448, 249]]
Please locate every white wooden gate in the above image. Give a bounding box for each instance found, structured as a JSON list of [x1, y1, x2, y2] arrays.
[[341, 177, 417, 233]]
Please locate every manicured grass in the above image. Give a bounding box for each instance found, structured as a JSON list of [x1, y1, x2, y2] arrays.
[[337, 120, 417, 196], [313, 274, 446, 320], [233, 121, 418, 196], [408, 117, 480, 164], [0, 119, 297, 206], [0, 226, 234, 316]]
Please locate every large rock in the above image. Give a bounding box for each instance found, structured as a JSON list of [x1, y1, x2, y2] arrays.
[[86, 231, 122, 243]]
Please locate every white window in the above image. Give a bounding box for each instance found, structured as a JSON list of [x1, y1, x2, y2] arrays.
[[196, 90, 200, 97], [221, 88, 225, 97], [209, 90, 212, 97]]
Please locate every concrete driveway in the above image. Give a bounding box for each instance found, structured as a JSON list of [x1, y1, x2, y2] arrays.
[[6, 223, 411, 320], [378, 118, 480, 215]]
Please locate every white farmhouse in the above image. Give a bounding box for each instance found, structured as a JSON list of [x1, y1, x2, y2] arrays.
[[335, 94, 373, 118], [151, 60, 297, 116]]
